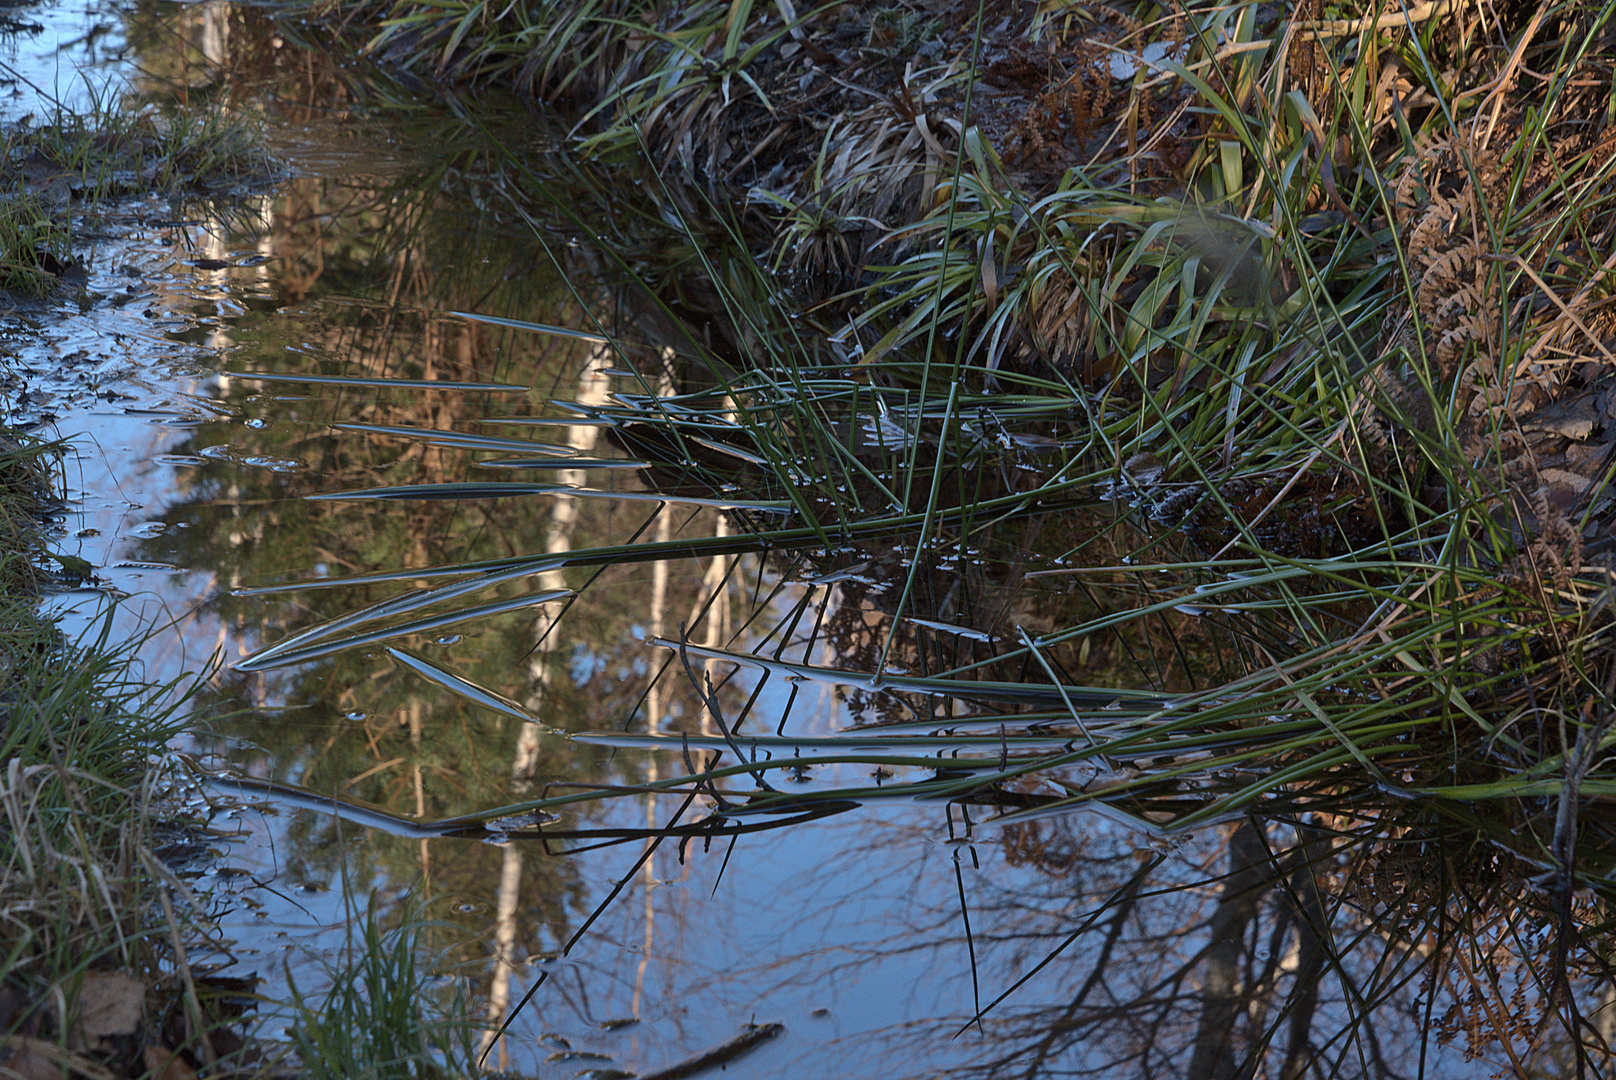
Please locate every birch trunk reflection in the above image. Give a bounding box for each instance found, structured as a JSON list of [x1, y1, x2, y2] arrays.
[[482, 341, 612, 1065]]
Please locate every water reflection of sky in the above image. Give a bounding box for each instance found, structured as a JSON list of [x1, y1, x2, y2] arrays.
[[0, 0, 131, 122], [204, 775, 1216, 1078], [0, 156, 1061, 1079]]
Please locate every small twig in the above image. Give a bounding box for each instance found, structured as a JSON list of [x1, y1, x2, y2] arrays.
[[680, 732, 731, 810], [1208, 421, 1348, 563], [1295, 0, 1456, 40], [678, 627, 778, 792], [147, 860, 216, 1068]]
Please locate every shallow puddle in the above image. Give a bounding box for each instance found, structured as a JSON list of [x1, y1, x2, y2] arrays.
[[4, 2, 1606, 1077]]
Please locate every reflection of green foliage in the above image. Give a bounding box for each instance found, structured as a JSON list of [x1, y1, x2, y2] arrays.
[[154, 159, 705, 945]]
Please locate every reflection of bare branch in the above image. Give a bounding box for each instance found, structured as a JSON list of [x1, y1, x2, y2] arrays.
[[1545, 667, 1616, 1060], [1278, 828, 1330, 1080], [484, 788, 702, 1062], [965, 850, 1170, 1033], [1188, 820, 1272, 1080], [1020, 854, 1151, 1077]]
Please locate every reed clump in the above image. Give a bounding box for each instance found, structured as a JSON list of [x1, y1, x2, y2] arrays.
[[270, 0, 1616, 924], [260, 0, 1616, 1066]]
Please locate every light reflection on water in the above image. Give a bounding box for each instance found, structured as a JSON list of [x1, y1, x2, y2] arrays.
[[0, 0, 132, 124], [6, 139, 1073, 1078]]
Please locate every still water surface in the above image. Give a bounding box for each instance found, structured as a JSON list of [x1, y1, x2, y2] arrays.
[[1, 3, 1588, 1077]]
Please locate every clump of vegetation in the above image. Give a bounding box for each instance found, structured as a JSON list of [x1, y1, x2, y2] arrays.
[[233, 0, 1616, 1070], [4, 89, 273, 200], [0, 619, 237, 1078], [281, 0, 1616, 850], [0, 434, 254, 1077], [0, 435, 478, 1077], [0, 434, 55, 596], [0, 191, 71, 298], [281, 900, 482, 1080], [0, 90, 273, 297]]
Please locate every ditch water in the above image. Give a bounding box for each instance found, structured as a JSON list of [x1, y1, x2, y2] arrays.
[[2, 3, 1605, 1078]]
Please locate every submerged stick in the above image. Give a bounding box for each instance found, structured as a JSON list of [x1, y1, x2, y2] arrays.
[[637, 1022, 785, 1080]]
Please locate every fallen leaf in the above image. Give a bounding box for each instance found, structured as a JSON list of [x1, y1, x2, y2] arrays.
[[143, 1044, 199, 1080], [70, 972, 144, 1051], [0, 1034, 119, 1080], [0, 985, 40, 1037], [0, 1036, 61, 1080]]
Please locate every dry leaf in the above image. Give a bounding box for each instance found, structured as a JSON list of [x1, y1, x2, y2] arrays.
[[69, 972, 143, 1052], [143, 1044, 199, 1080], [0, 1035, 119, 1080], [0, 986, 40, 1038], [0, 1036, 62, 1080]]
